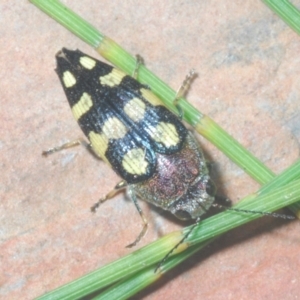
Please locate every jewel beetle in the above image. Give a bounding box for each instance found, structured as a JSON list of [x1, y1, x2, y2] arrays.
[[50, 48, 216, 247]]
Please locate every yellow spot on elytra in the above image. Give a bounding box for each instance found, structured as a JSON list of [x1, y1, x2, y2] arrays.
[[102, 117, 128, 139], [71, 92, 93, 120], [100, 69, 125, 87], [150, 122, 179, 147], [88, 131, 110, 164], [62, 71, 76, 88], [124, 98, 146, 122], [140, 88, 163, 106], [80, 56, 96, 69], [122, 148, 148, 175]]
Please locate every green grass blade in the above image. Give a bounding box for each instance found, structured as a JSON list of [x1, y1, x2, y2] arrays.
[[262, 0, 300, 34], [93, 241, 211, 300], [195, 116, 275, 185], [29, 0, 103, 47]]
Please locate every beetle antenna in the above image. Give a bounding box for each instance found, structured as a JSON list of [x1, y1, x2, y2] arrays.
[[212, 195, 295, 220], [155, 217, 200, 273]]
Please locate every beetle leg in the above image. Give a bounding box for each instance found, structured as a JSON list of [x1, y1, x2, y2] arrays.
[[42, 138, 88, 156], [132, 54, 144, 79], [125, 185, 148, 248], [42, 137, 105, 161], [90, 180, 127, 212], [173, 69, 196, 119]]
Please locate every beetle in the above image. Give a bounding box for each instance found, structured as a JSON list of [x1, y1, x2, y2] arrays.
[[45, 48, 216, 247]]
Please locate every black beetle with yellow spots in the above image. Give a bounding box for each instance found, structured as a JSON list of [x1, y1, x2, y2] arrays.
[[53, 48, 216, 247]]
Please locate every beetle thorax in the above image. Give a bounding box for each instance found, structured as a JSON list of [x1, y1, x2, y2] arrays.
[[132, 133, 216, 220]]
